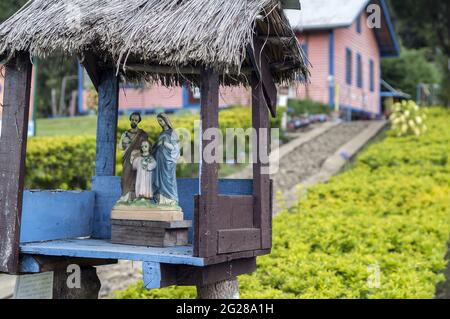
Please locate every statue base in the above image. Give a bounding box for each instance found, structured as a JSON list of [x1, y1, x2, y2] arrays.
[[111, 205, 184, 221], [111, 206, 191, 247]]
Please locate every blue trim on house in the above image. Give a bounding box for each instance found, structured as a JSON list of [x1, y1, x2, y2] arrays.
[[356, 13, 362, 33], [340, 104, 382, 119], [182, 85, 201, 109], [380, 92, 407, 98], [369, 59, 375, 92], [346, 48, 353, 85], [77, 63, 84, 114], [349, 0, 400, 57], [379, 0, 400, 57], [357, 53, 363, 89], [300, 42, 309, 58], [328, 30, 335, 107]]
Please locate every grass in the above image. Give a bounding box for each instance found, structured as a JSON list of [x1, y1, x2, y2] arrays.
[[36, 115, 98, 136]]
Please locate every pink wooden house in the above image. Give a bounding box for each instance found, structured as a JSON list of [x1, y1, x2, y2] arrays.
[[286, 0, 400, 117], [0, 66, 36, 135], [75, 0, 399, 118]]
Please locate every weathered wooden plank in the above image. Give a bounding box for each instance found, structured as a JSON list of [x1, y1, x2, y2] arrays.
[[95, 68, 119, 176], [143, 258, 257, 288], [80, 52, 101, 91], [20, 239, 204, 266], [19, 255, 117, 273], [53, 266, 101, 299], [217, 229, 261, 254], [252, 73, 272, 250], [248, 38, 278, 117], [125, 64, 253, 75], [20, 190, 95, 243], [0, 53, 32, 274], [111, 224, 189, 247], [203, 251, 256, 266], [111, 219, 192, 229], [91, 176, 121, 239], [196, 68, 219, 258]]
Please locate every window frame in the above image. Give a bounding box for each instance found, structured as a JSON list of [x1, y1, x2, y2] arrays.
[[346, 48, 353, 85], [356, 53, 363, 89]]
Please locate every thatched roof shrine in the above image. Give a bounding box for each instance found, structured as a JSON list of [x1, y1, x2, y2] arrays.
[[0, 0, 308, 86]]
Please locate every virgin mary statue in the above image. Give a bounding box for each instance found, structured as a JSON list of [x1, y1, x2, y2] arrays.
[[152, 113, 180, 206]]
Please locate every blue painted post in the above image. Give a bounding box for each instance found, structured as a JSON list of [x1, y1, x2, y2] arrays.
[[328, 30, 335, 108], [95, 69, 119, 176], [77, 63, 84, 114]]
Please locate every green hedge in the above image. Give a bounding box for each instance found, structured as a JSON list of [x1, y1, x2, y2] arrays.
[[26, 136, 96, 190], [25, 106, 285, 190], [287, 99, 331, 116], [115, 107, 450, 299]]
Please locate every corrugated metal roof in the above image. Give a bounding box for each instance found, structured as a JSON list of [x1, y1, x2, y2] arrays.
[[286, 0, 370, 30], [281, 0, 301, 10], [286, 0, 400, 57]]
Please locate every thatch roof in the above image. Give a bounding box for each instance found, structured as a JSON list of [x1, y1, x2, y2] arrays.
[[0, 0, 308, 86]]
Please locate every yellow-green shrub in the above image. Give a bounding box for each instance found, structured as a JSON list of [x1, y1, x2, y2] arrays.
[[26, 136, 96, 190], [115, 107, 450, 299], [389, 100, 427, 137]]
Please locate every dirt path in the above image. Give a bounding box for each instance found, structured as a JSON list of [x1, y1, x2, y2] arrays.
[[274, 121, 369, 193]]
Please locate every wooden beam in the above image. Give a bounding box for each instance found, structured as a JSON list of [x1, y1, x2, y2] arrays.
[[143, 258, 256, 289], [252, 73, 272, 250], [80, 52, 101, 92], [248, 38, 278, 118], [257, 36, 297, 46], [0, 53, 33, 274], [20, 255, 117, 273], [95, 69, 119, 176], [126, 64, 200, 75], [195, 68, 219, 258], [125, 64, 253, 76]]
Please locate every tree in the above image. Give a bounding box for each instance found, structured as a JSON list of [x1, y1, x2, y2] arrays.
[[389, 0, 450, 106], [1, 0, 79, 117], [0, 0, 27, 23], [382, 47, 442, 100]]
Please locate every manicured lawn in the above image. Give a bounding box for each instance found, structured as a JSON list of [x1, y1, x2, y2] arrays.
[[36, 116, 98, 136], [115, 107, 450, 299]]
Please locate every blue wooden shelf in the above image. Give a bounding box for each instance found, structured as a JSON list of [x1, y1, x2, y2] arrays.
[[20, 239, 204, 266]]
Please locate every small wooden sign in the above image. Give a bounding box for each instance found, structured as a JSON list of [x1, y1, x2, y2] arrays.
[[13, 272, 54, 299]]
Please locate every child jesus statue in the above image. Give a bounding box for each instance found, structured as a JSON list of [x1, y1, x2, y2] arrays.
[[130, 140, 156, 201]]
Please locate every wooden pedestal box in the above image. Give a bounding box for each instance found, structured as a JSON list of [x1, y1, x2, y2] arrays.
[[111, 220, 192, 247]]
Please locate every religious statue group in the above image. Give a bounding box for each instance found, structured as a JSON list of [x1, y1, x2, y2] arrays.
[[117, 112, 180, 207]]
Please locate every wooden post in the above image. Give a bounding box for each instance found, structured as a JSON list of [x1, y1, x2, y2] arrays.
[[52, 266, 101, 299], [95, 69, 119, 176], [0, 53, 33, 274], [252, 73, 272, 250], [196, 68, 219, 258], [195, 68, 240, 299], [197, 278, 240, 299]]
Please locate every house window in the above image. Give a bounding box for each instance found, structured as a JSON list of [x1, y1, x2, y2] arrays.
[[357, 54, 363, 88], [300, 43, 308, 59], [369, 59, 375, 92], [297, 43, 308, 81], [346, 49, 352, 85], [356, 15, 362, 33]]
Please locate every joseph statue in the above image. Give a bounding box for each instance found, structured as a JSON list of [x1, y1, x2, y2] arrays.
[[118, 112, 149, 203]]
